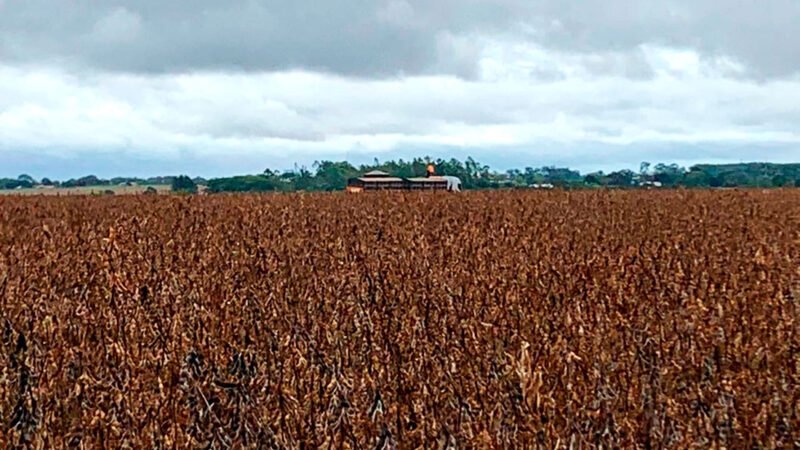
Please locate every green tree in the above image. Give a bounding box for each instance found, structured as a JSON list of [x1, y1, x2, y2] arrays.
[[682, 169, 711, 187], [606, 169, 636, 186], [653, 163, 686, 186], [63, 175, 106, 187], [584, 173, 602, 185], [720, 171, 751, 187], [313, 161, 359, 191], [207, 174, 287, 193], [171, 175, 198, 193], [289, 167, 317, 191], [17, 174, 36, 184], [772, 174, 787, 187], [540, 166, 582, 185], [11, 174, 34, 188], [0, 179, 21, 189]]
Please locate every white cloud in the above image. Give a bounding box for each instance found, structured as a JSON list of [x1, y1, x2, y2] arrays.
[[1, 36, 799, 176]]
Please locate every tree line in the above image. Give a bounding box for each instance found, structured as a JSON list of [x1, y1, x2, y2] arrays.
[[205, 159, 800, 193], [3, 159, 800, 193], [0, 175, 206, 191]]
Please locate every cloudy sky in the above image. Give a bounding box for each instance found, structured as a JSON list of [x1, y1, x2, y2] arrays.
[[1, 0, 799, 178]]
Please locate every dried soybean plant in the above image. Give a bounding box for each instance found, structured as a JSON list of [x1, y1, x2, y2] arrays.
[[0, 189, 798, 448]]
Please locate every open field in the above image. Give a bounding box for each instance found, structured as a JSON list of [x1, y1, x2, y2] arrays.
[[0, 184, 171, 196], [0, 190, 798, 448]]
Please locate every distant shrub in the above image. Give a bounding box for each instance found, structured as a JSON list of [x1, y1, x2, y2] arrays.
[[171, 175, 197, 193]]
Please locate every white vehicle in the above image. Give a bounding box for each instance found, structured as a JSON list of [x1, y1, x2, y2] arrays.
[[441, 176, 462, 192]]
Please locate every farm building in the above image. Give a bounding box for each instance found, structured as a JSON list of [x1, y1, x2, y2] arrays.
[[364, 170, 391, 178], [346, 169, 457, 192], [345, 170, 406, 192], [405, 177, 449, 190]]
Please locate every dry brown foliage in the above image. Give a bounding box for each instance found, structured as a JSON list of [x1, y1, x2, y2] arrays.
[[0, 189, 798, 449]]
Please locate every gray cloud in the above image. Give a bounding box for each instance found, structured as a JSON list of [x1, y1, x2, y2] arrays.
[[522, 0, 800, 79], [1, 0, 800, 178], [0, 0, 474, 77], [2, 65, 799, 162], [1, 0, 798, 78]]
